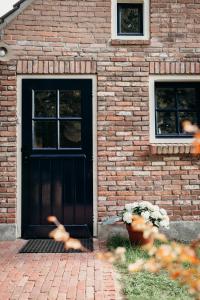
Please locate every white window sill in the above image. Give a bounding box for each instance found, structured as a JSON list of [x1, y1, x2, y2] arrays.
[[150, 137, 194, 144]]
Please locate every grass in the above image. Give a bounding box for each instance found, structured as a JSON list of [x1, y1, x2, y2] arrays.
[[107, 236, 193, 300]]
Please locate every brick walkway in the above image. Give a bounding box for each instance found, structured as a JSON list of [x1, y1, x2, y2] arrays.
[[0, 240, 119, 300]]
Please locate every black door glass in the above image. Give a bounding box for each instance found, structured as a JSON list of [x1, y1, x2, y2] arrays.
[[60, 121, 81, 148], [33, 121, 57, 148], [156, 111, 176, 135], [117, 4, 143, 35], [34, 91, 57, 117], [156, 88, 176, 109], [60, 90, 81, 117], [177, 88, 196, 110]]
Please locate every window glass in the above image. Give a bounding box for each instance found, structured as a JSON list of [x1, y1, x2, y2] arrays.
[[117, 3, 143, 35], [32, 89, 83, 149], [33, 121, 57, 148], [156, 88, 176, 109], [34, 91, 57, 117], [60, 121, 81, 148], [60, 90, 81, 117], [156, 112, 176, 135], [178, 112, 197, 133], [155, 83, 199, 137], [177, 88, 196, 110]]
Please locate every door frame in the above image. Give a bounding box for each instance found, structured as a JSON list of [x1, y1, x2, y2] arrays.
[[17, 75, 97, 238]]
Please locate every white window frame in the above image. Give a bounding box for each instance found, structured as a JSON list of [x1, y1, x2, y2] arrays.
[[149, 75, 200, 144], [111, 0, 150, 40]]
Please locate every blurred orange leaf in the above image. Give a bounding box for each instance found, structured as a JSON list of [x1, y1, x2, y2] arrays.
[[48, 216, 85, 251], [192, 132, 200, 155], [64, 238, 86, 251], [182, 120, 198, 133]]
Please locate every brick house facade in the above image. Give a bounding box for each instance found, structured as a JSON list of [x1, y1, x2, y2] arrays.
[[0, 0, 200, 240]]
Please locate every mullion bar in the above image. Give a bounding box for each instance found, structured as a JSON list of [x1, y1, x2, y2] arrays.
[[32, 117, 57, 120], [175, 88, 180, 134], [196, 89, 200, 125], [156, 109, 196, 113], [155, 85, 158, 135], [32, 90, 35, 148], [140, 4, 144, 35], [32, 117, 82, 121], [59, 117, 82, 120], [156, 134, 192, 138]]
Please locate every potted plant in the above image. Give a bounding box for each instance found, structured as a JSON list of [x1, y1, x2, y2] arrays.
[[122, 201, 169, 246]]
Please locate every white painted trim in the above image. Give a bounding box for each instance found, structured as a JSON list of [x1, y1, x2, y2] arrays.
[[16, 74, 98, 238], [111, 0, 150, 40], [16, 77, 22, 238], [149, 75, 200, 144]]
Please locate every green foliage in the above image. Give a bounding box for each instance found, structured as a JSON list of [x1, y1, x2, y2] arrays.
[[107, 236, 193, 300]]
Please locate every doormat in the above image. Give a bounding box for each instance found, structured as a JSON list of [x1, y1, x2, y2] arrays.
[[19, 239, 93, 253]]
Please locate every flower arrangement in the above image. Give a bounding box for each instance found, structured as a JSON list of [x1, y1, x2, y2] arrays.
[[122, 201, 169, 229]]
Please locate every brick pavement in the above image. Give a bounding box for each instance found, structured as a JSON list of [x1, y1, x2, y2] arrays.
[[0, 240, 119, 300]]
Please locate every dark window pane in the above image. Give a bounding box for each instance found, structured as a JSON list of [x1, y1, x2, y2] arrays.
[[155, 83, 200, 137], [34, 91, 57, 117], [179, 112, 197, 133], [156, 88, 176, 109], [118, 4, 143, 35], [60, 90, 81, 117], [156, 112, 176, 135], [33, 121, 57, 148], [177, 88, 196, 110], [60, 121, 81, 148]]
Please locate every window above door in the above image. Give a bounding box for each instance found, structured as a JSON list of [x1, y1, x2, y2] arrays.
[[111, 0, 149, 40]]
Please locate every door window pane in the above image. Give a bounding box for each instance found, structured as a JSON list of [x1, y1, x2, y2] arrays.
[[60, 121, 81, 148], [156, 88, 176, 109], [60, 90, 81, 117], [177, 88, 196, 110], [33, 121, 57, 148], [156, 112, 176, 135], [34, 91, 57, 117]]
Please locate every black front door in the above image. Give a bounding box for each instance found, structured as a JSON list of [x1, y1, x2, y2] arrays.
[[22, 79, 93, 238]]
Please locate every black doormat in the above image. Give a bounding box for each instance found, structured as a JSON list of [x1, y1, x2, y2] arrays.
[[19, 239, 93, 253]]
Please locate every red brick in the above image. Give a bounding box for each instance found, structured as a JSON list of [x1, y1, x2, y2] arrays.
[[0, 0, 200, 225]]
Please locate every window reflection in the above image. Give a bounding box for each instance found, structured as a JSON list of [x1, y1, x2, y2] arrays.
[[60, 90, 81, 117], [33, 121, 57, 148], [34, 91, 57, 117], [60, 121, 81, 148], [157, 112, 176, 135]]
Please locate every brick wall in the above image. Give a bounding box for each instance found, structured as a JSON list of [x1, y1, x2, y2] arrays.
[[0, 0, 200, 226], [0, 61, 17, 224]]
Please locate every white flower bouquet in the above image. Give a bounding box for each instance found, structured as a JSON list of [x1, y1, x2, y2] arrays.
[[122, 201, 169, 229]]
